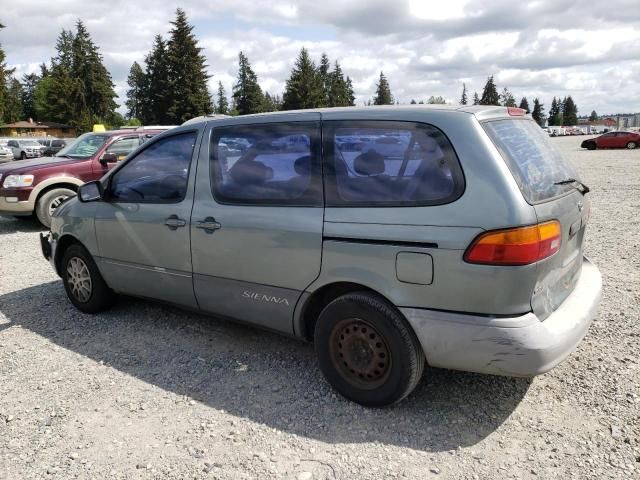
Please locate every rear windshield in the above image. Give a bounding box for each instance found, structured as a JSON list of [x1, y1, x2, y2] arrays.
[[483, 119, 578, 203]]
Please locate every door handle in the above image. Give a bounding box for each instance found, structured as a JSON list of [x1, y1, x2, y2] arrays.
[[165, 215, 187, 230], [196, 217, 221, 233]]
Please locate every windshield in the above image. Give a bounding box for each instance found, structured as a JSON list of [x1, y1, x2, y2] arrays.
[[483, 119, 579, 203], [20, 140, 41, 147], [56, 133, 108, 159]]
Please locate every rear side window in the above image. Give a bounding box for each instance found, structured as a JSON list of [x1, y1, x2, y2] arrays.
[[324, 121, 464, 206], [483, 119, 578, 203], [210, 122, 322, 206]]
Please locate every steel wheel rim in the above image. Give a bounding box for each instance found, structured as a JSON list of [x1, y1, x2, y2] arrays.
[[48, 195, 70, 216], [329, 318, 391, 389], [628, 142, 636, 149], [66, 257, 92, 303]]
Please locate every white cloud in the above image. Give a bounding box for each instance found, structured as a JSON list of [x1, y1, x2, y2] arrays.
[[1, 0, 639, 115]]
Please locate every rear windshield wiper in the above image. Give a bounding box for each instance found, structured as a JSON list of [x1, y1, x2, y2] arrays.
[[554, 178, 590, 195]]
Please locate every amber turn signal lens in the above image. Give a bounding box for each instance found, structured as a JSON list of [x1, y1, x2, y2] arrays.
[[464, 221, 561, 266]]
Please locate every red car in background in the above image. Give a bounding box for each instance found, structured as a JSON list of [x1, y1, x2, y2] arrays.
[[0, 128, 167, 227], [581, 131, 640, 150]]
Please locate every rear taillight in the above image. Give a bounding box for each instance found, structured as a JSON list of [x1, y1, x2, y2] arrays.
[[507, 107, 526, 116], [464, 221, 561, 266]]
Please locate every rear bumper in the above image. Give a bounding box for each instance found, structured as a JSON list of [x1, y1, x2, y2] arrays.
[[401, 257, 602, 377]]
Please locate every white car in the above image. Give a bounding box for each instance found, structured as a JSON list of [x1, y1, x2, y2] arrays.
[[0, 143, 13, 163], [6, 139, 46, 160]]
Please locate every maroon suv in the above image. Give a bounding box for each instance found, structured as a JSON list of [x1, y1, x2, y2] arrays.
[[0, 128, 166, 226]]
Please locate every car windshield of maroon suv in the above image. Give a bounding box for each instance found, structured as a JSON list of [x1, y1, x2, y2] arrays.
[[56, 133, 109, 159]]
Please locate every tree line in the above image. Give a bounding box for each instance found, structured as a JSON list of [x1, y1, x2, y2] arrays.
[[1, 11, 591, 133]]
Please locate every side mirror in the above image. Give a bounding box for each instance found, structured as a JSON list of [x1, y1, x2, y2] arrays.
[[78, 181, 103, 203], [100, 152, 118, 165]]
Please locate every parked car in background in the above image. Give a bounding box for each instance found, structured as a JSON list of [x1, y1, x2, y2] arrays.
[[41, 105, 602, 407], [0, 128, 166, 226], [0, 141, 13, 163], [581, 131, 640, 150], [38, 138, 68, 156], [7, 139, 46, 159]]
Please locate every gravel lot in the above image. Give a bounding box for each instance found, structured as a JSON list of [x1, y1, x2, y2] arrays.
[[0, 135, 638, 480]]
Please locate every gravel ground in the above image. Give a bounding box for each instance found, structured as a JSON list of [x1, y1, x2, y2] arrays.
[[0, 135, 638, 480]]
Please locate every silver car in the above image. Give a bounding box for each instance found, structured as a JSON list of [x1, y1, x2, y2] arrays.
[[41, 106, 602, 406], [0, 141, 13, 163], [7, 139, 45, 159]]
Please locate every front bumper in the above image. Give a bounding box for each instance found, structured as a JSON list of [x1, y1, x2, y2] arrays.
[[0, 195, 33, 215], [40, 232, 58, 273], [401, 257, 602, 377]]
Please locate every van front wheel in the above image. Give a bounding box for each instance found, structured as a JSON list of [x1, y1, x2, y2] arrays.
[[314, 292, 425, 407]]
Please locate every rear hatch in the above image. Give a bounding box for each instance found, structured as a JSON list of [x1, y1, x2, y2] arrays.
[[483, 118, 590, 320]]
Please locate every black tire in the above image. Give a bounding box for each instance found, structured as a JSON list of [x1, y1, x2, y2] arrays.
[[35, 187, 75, 228], [61, 243, 114, 313], [314, 292, 425, 407], [20, 151, 26, 160], [627, 141, 637, 150], [587, 142, 596, 150]]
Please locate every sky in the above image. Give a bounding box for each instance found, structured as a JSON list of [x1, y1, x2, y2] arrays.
[[2, 0, 639, 116]]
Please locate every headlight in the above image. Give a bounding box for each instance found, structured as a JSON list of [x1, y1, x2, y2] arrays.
[[2, 174, 35, 188]]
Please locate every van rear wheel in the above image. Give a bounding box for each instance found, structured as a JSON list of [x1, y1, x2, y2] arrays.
[[314, 292, 425, 407]]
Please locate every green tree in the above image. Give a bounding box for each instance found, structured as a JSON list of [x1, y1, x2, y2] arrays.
[[548, 97, 563, 126], [317, 53, 331, 107], [125, 61, 145, 120], [282, 47, 323, 110], [0, 21, 16, 123], [33, 75, 54, 120], [233, 51, 264, 115], [519, 97, 530, 114], [499, 87, 516, 107], [4, 77, 24, 122], [460, 83, 468, 105], [480, 76, 499, 105], [589, 110, 598, 121], [563, 95, 578, 125], [373, 71, 393, 105], [532, 98, 545, 126], [216, 81, 229, 115], [21, 73, 39, 120], [263, 92, 282, 112], [166, 9, 212, 123], [327, 61, 354, 107], [143, 35, 171, 124], [427, 95, 446, 104], [472, 91, 479, 105]]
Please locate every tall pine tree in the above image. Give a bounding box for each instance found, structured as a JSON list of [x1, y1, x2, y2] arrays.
[[519, 97, 530, 114], [460, 83, 468, 105], [4, 78, 23, 123], [499, 87, 516, 107], [233, 51, 264, 115], [472, 91, 480, 105], [532, 98, 545, 126], [317, 53, 331, 108], [125, 61, 145, 120], [589, 110, 598, 121], [282, 48, 323, 111], [21, 73, 38, 120], [480, 76, 499, 105], [166, 9, 212, 123], [373, 71, 393, 105], [327, 61, 354, 107], [0, 21, 9, 123], [563, 96, 578, 125], [143, 35, 171, 124], [216, 81, 229, 115]]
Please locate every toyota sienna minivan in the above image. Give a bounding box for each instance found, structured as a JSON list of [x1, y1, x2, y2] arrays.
[[41, 105, 602, 406]]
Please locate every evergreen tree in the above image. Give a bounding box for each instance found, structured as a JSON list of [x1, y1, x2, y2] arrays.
[[499, 87, 516, 107], [548, 97, 563, 126], [410, 99, 417, 104], [233, 51, 264, 115], [518, 97, 530, 114], [589, 110, 598, 121], [33, 75, 54, 121], [4, 77, 24, 122], [563, 95, 578, 125], [327, 61, 354, 107], [216, 81, 229, 115], [317, 53, 331, 107], [282, 48, 323, 110], [263, 92, 283, 112], [460, 83, 468, 105], [125, 61, 145, 120], [166, 9, 212, 123], [373, 71, 393, 105], [0, 22, 16, 123], [472, 91, 480, 105], [143, 35, 171, 124], [427, 95, 446, 104], [532, 98, 545, 126], [21, 73, 38, 120], [480, 76, 499, 105]]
